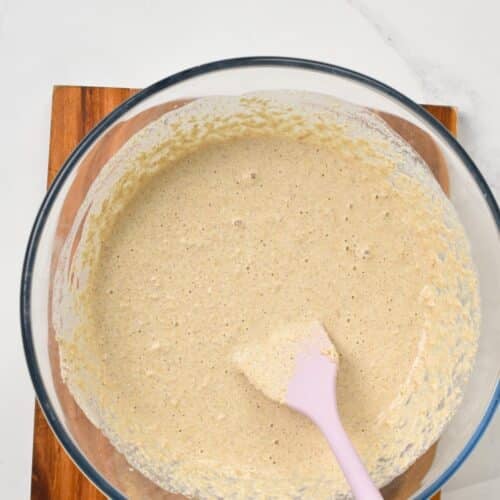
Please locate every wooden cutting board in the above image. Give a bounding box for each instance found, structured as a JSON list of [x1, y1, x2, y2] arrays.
[[32, 85, 456, 500]]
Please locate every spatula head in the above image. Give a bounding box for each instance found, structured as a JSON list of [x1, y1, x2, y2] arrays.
[[233, 321, 338, 406]]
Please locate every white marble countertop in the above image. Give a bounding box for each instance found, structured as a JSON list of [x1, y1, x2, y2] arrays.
[[0, 0, 498, 498]]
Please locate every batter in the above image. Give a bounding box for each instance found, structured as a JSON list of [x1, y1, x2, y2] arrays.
[[54, 92, 479, 499]]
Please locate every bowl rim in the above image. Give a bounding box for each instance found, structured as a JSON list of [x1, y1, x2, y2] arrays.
[[20, 56, 500, 499]]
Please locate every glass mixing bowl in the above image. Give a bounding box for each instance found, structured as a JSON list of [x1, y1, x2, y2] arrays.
[[21, 57, 499, 499]]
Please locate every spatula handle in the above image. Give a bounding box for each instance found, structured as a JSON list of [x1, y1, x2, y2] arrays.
[[315, 405, 382, 500], [287, 355, 382, 500]]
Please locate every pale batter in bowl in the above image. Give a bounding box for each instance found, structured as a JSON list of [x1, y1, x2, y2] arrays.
[[53, 92, 479, 499]]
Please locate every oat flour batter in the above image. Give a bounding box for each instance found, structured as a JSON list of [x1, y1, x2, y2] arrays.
[[54, 92, 479, 499]]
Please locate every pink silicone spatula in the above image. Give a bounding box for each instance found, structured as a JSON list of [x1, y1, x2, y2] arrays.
[[286, 322, 382, 499], [234, 321, 382, 500]]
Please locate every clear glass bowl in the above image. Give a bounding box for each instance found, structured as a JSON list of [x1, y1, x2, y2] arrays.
[[21, 57, 499, 499]]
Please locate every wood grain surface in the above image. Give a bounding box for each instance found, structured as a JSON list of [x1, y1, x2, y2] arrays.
[[32, 85, 455, 500]]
